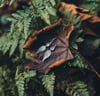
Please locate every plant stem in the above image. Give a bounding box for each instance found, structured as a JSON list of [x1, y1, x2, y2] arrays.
[[71, 47, 100, 78]]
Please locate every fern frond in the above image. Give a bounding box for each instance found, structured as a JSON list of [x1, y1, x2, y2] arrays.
[[63, 11, 81, 26], [15, 67, 37, 96], [66, 81, 89, 96], [19, 39, 25, 58], [0, 0, 5, 7], [0, 0, 16, 7], [7, 8, 33, 39], [7, 0, 57, 38], [0, 66, 11, 96], [80, 0, 100, 14], [0, 30, 25, 57], [39, 9, 51, 25], [42, 73, 55, 96], [9, 0, 16, 6], [9, 39, 19, 56], [69, 54, 90, 69], [31, 0, 57, 25], [16, 78, 25, 96], [24, 17, 32, 39]]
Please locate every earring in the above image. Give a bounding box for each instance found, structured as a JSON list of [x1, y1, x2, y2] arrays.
[[42, 50, 51, 61], [50, 44, 56, 51], [42, 44, 57, 61], [46, 38, 56, 47], [36, 45, 46, 54], [36, 38, 56, 54]]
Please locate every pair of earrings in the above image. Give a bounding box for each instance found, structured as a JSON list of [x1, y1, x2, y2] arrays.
[[36, 38, 56, 61]]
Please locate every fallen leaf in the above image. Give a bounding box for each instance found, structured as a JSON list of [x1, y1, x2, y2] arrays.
[[59, 2, 78, 15], [59, 2, 100, 23], [79, 13, 92, 21], [89, 14, 100, 23], [23, 19, 74, 73]]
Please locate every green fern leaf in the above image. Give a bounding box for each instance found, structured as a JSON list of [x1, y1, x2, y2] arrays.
[[12, 13, 23, 19], [0, 0, 5, 7], [3, 42, 11, 54], [19, 39, 25, 58], [66, 81, 89, 96], [76, 37, 84, 42], [17, 21, 24, 32], [75, 22, 81, 29], [7, 8, 33, 39], [80, 4, 93, 9], [9, 0, 15, 6], [46, 6, 56, 16], [2, 43, 7, 52], [15, 68, 37, 96], [50, 0, 56, 6], [72, 43, 78, 50], [9, 39, 19, 56], [78, 29, 83, 34], [40, 10, 51, 25], [73, 16, 81, 25], [42, 73, 55, 96], [10, 23, 16, 35], [24, 70, 36, 78], [16, 78, 25, 96], [17, 10, 28, 17], [69, 55, 90, 69], [24, 18, 32, 39]]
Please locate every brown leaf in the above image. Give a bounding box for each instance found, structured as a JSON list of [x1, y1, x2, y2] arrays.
[[89, 14, 100, 23], [59, 2, 100, 22], [63, 23, 74, 39], [23, 19, 74, 73], [49, 49, 73, 69], [79, 13, 92, 21], [59, 2, 78, 15]]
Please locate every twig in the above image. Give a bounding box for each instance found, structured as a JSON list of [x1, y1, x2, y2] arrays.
[[71, 47, 100, 78]]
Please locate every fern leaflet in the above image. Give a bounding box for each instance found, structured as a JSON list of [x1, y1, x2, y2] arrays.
[[42, 73, 55, 96], [68, 54, 90, 69], [66, 81, 89, 96]]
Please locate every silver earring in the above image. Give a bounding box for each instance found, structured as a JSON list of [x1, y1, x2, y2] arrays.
[[42, 44, 56, 61], [42, 50, 51, 61], [36, 45, 46, 54], [50, 44, 56, 51], [46, 38, 56, 47], [36, 38, 56, 54]]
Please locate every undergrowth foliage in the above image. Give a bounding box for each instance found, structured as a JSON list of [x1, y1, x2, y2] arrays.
[[0, 0, 99, 96], [68, 54, 90, 69], [0, 0, 57, 57], [42, 73, 55, 96], [15, 67, 36, 96], [0, 0, 16, 7], [66, 81, 89, 96], [80, 0, 100, 14]]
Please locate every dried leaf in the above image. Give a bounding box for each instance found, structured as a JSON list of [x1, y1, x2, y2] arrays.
[[23, 19, 73, 73], [89, 14, 100, 23], [59, 2, 100, 23], [64, 23, 74, 39], [79, 13, 92, 21], [59, 2, 78, 15]]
